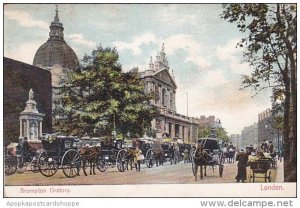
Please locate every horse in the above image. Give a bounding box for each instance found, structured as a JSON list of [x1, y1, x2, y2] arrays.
[[224, 149, 235, 163], [153, 148, 165, 167], [125, 148, 135, 170], [193, 144, 211, 181], [79, 146, 101, 176]]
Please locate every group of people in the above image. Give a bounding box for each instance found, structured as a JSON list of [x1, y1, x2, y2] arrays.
[[235, 140, 277, 182]]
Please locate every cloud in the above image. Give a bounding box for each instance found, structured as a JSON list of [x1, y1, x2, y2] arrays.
[[5, 41, 43, 65], [113, 33, 156, 55], [4, 10, 48, 30], [157, 5, 199, 27], [67, 34, 96, 48], [216, 39, 250, 73], [164, 34, 211, 69]]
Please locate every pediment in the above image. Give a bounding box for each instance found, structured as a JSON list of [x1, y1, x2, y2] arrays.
[[153, 69, 177, 88]]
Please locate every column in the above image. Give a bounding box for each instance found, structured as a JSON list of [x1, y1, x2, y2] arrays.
[[165, 122, 169, 135], [39, 121, 43, 138], [179, 125, 183, 139], [26, 120, 30, 139], [184, 126, 189, 143], [19, 119, 22, 137], [171, 123, 175, 138], [160, 119, 166, 133]]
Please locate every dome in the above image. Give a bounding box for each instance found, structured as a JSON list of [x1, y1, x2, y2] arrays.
[[33, 6, 79, 69], [33, 40, 79, 69]]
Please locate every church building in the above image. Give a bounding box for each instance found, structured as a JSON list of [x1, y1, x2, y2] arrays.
[[140, 44, 199, 143], [32, 6, 79, 118]]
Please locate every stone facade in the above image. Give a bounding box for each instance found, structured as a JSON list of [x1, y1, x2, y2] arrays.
[[198, 115, 216, 128], [32, 7, 79, 119], [140, 44, 198, 143], [3, 57, 52, 144], [19, 89, 45, 140], [258, 109, 282, 152], [240, 122, 258, 149], [230, 134, 241, 149]]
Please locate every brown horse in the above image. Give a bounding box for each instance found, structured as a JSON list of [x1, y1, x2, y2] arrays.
[[125, 148, 135, 170], [153, 148, 165, 166], [79, 146, 101, 176], [193, 144, 210, 181]]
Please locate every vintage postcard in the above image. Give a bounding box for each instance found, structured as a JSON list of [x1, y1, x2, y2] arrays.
[[2, 3, 297, 198]]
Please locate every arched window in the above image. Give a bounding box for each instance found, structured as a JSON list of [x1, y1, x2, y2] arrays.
[[162, 88, 166, 106]]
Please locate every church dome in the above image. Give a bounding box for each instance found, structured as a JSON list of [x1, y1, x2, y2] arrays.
[[33, 6, 79, 69]]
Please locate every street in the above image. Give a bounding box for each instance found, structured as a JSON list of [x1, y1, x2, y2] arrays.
[[5, 161, 278, 186]]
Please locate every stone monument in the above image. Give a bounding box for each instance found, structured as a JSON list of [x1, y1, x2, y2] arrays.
[[19, 89, 45, 141]]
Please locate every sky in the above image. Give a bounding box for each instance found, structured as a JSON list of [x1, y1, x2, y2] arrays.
[[3, 4, 273, 135]]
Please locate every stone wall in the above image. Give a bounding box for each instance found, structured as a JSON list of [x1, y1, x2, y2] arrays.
[[4, 57, 52, 144]]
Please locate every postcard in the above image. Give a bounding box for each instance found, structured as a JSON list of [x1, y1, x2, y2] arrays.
[[3, 3, 297, 199]]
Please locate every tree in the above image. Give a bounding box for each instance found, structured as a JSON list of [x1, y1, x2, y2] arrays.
[[216, 127, 230, 142], [53, 45, 159, 138], [222, 4, 296, 181], [198, 126, 211, 138]]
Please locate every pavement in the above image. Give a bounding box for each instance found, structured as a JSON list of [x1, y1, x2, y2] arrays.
[[275, 158, 284, 182]]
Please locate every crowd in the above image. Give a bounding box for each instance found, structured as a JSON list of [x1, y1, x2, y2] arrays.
[[235, 140, 278, 183]]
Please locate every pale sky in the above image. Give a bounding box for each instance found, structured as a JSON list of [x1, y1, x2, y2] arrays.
[[3, 4, 273, 135]]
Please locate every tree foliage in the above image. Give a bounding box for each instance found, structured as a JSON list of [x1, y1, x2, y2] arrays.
[[53, 45, 159, 138], [222, 3, 296, 181]]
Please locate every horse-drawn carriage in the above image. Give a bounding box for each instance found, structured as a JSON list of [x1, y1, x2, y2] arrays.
[[247, 151, 273, 182], [5, 138, 43, 176], [96, 138, 127, 172], [246, 146, 256, 155], [222, 146, 236, 163], [145, 138, 179, 168], [191, 138, 224, 178], [37, 135, 81, 178]]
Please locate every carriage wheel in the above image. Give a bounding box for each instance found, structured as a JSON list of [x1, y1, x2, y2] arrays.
[[219, 164, 224, 177], [17, 157, 27, 174], [5, 156, 17, 176], [145, 149, 154, 168], [96, 156, 108, 172], [61, 149, 81, 178], [30, 158, 39, 173], [116, 149, 126, 172], [38, 150, 59, 177]]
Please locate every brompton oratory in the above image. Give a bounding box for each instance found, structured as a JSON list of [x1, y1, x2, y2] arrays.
[[3, 7, 198, 143]]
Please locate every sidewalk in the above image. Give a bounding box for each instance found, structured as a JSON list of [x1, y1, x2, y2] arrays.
[[275, 158, 284, 182]]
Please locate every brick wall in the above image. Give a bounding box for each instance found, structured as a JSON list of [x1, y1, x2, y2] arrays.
[[4, 57, 52, 144]]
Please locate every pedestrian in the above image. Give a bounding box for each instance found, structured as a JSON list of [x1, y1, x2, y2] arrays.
[[263, 140, 269, 152], [133, 145, 143, 172], [235, 149, 248, 182], [183, 148, 189, 164]]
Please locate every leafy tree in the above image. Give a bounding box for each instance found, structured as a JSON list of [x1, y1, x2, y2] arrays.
[[216, 127, 230, 142], [53, 45, 158, 138], [198, 127, 211, 138], [222, 4, 296, 181]]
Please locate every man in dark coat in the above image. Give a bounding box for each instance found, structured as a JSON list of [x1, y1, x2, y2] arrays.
[[235, 149, 248, 182]]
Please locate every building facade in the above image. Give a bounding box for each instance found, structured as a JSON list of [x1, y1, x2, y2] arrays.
[[230, 134, 241, 149], [3, 57, 52, 144], [32, 6, 79, 118], [258, 109, 282, 152], [240, 122, 258, 149], [140, 44, 198, 143]]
